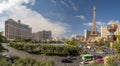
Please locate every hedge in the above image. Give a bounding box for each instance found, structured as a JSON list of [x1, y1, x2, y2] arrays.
[[0, 55, 54, 66], [9, 42, 81, 56]]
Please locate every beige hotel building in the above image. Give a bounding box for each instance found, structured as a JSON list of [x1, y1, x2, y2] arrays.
[[100, 20, 120, 38], [5, 19, 32, 41], [32, 30, 52, 42]]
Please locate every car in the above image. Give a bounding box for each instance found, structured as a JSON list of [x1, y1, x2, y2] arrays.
[[67, 56, 76, 60], [80, 60, 89, 65], [93, 55, 103, 60], [2, 53, 11, 59], [96, 58, 104, 63], [96, 51, 104, 54], [61, 58, 73, 63]]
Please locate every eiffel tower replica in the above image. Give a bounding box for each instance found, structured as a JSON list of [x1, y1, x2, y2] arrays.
[[88, 6, 98, 43]]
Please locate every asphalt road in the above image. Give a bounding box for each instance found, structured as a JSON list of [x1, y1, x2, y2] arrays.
[[2, 43, 82, 66]]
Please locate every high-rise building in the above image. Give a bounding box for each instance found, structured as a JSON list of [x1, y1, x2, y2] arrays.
[[5, 19, 32, 41], [32, 30, 52, 42], [100, 26, 109, 38], [32, 33, 38, 42], [101, 20, 120, 38], [71, 34, 84, 41], [84, 29, 91, 41]]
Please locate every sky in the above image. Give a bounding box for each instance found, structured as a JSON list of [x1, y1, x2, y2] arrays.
[[0, 0, 120, 38]]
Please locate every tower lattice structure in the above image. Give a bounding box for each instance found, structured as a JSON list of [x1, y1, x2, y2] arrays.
[[88, 6, 98, 42], [90, 6, 98, 36]]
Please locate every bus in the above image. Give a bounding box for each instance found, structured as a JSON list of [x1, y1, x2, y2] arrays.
[[81, 54, 93, 61]]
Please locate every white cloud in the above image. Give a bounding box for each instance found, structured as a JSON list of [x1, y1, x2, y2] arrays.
[[0, 0, 69, 37], [60, 1, 69, 8], [0, 0, 35, 14], [83, 21, 105, 27], [83, 22, 92, 26], [68, 0, 78, 11], [60, 1, 65, 5], [51, 0, 78, 11], [50, 0, 56, 6], [75, 15, 85, 20]]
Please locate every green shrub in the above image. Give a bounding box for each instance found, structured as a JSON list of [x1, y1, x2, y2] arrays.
[[0, 43, 7, 53], [0, 58, 12, 66], [113, 43, 120, 53], [14, 57, 36, 66], [0, 55, 54, 66], [104, 55, 120, 66], [89, 63, 104, 66], [65, 40, 78, 46], [34, 59, 54, 66], [9, 42, 81, 56]]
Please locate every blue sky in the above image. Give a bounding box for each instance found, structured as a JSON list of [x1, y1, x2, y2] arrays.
[[29, 0, 120, 37], [0, 0, 120, 38]]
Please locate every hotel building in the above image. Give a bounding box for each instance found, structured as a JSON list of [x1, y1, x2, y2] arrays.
[[71, 34, 84, 42], [84, 29, 91, 41], [100, 20, 120, 38], [5, 19, 32, 41], [32, 30, 52, 42]]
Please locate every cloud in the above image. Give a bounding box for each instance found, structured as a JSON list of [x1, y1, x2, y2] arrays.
[[51, 0, 78, 11], [83, 22, 92, 26], [0, 0, 69, 37], [0, 0, 35, 14], [75, 15, 85, 20], [60, 1, 69, 8], [83, 21, 105, 27], [68, 0, 78, 11], [96, 21, 106, 26], [44, 12, 66, 21], [60, 1, 66, 5], [50, 0, 56, 6]]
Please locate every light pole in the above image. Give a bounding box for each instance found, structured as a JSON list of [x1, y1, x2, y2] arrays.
[[18, 20, 21, 39]]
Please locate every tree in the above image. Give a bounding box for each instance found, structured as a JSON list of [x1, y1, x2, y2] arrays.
[[98, 39, 104, 45], [94, 39, 104, 46], [113, 35, 120, 53], [0, 32, 6, 53], [116, 35, 120, 43], [105, 41, 110, 47], [0, 32, 6, 43], [0, 44, 6, 53], [65, 40, 78, 46], [113, 43, 120, 53], [94, 41, 98, 45]]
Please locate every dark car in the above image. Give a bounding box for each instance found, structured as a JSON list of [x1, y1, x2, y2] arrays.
[[93, 55, 103, 60], [61, 58, 73, 63]]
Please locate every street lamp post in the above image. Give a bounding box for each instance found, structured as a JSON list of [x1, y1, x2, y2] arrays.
[[18, 20, 21, 39]]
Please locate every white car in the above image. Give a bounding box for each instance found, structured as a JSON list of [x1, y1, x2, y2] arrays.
[[96, 51, 104, 54], [67, 56, 76, 60], [2, 53, 11, 58]]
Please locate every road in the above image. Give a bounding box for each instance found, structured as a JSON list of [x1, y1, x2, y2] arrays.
[[2, 43, 81, 66]]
